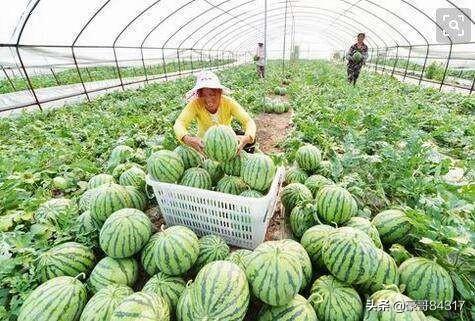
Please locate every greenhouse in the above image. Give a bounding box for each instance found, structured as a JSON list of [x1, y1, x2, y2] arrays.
[[0, 0, 473, 320]]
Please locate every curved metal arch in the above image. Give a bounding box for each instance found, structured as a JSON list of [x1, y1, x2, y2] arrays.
[[209, 11, 383, 54]]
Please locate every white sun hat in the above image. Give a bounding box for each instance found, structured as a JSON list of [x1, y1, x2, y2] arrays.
[[185, 70, 231, 102]]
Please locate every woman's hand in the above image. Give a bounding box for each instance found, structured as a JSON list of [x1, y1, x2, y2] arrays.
[[183, 135, 204, 154], [237, 135, 253, 153]]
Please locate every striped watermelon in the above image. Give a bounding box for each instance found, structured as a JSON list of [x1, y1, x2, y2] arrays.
[[79, 285, 133, 321], [75, 210, 100, 235], [284, 166, 308, 185], [226, 249, 253, 272], [35, 198, 79, 227], [216, 175, 248, 195], [142, 272, 186, 312], [399, 257, 454, 304], [189, 261, 249, 320], [194, 235, 230, 271], [174, 145, 204, 169], [203, 125, 238, 162], [304, 174, 333, 197], [154, 225, 199, 276], [99, 208, 152, 258], [240, 189, 263, 198], [318, 160, 333, 177], [88, 257, 138, 293], [176, 284, 193, 321], [88, 174, 115, 189], [203, 159, 223, 184], [364, 288, 426, 320], [300, 224, 334, 270], [274, 86, 287, 96], [322, 227, 379, 284], [18, 276, 87, 321], [112, 162, 139, 179], [281, 183, 313, 213], [37, 242, 95, 282], [372, 209, 412, 245], [240, 153, 276, 192], [79, 188, 99, 212], [180, 167, 212, 189], [345, 216, 383, 249], [147, 150, 185, 183], [280, 239, 313, 290], [272, 102, 290, 114], [290, 203, 318, 239], [388, 243, 412, 265], [110, 292, 169, 321], [296, 145, 322, 173], [140, 233, 160, 276], [119, 166, 146, 190], [360, 249, 399, 293], [124, 185, 147, 211], [222, 151, 247, 176], [89, 183, 132, 223], [258, 294, 317, 321], [246, 241, 302, 306], [316, 185, 357, 224], [109, 145, 134, 165], [309, 275, 362, 321]]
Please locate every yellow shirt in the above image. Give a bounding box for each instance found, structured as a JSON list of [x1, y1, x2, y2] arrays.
[[173, 95, 256, 142]]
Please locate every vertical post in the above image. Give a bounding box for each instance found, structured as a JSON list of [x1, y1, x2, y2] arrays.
[[85, 67, 93, 81], [374, 47, 379, 72], [2, 66, 16, 91], [161, 48, 168, 81], [282, 0, 289, 76], [177, 49, 181, 75], [470, 76, 474, 95], [419, 44, 429, 85], [403, 45, 412, 80], [113, 47, 125, 90], [391, 46, 399, 77], [190, 51, 194, 74], [439, 43, 452, 91], [264, 0, 267, 75], [50, 67, 61, 85], [141, 47, 149, 84], [71, 46, 90, 102], [381, 47, 388, 74], [16, 46, 42, 110]]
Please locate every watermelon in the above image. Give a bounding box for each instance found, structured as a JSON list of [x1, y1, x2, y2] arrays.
[[304, 174, 333, 197], [216, 175, 248, 195], [399, 257, 454, 304], [112, 162, 139, 179], [18, 276, 87, 321], [300, 224, 334, 270], [154, 225, 199, 276], [35, 198, 79, 227], [108, 145, 134, 169], [37, 242, 95, 282], [319, 160, 333, 177], [142, 272, 186, 312], [75, 210, 100, 235], [240, 189, 263, 198], [79, 188, 99, 211], [79, 285, 133, 321], [258, 294, 317, 321], [316, 185, 357, 224], [309, 275, 363, 321], [124, 185, 147, 211], [364, 288, 426, 320], [345, 216, 383, 248], [99, 208, 152, 258], [290, 203, 318, 238], [203, 159, 223, 183], [110, 292, 169, 321], [119, 166, 146, 190], [284, 166, 308, 185], [353, 51, 363, 63], [274, 86, 287, 96], [140, 233, 160, 275], [389, 243, 412, 265], [189, 261, 249, 320], [246, 241, 302, 306], [372, 209, 412, 245], [203, 125, 238, 162], [174, 145, 204, 169], [147, 150, 185, 183], [176, 284, 193, 321], [194, 234, 230, 271], [296, 145, 322, 173], [89, 183, 132, 223], [322, 227, 379, 284], [180, 167, 212, 189], [226, 249, 253, 271], [88, 174, 115, 189], [360, 249, 399, 293], [88, 257, 138, 293], [222, 151, 247, 176], [241, 153, 276, 192], [280, 239, 313, 290], [272, 102, 289, 114], [281, 183, 313, 213]]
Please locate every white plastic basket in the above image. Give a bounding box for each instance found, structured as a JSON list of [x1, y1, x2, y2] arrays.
[[146, 167, 285, 249]]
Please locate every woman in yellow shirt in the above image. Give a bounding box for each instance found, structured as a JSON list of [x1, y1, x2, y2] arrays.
[[174, 71, 256, 154]]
